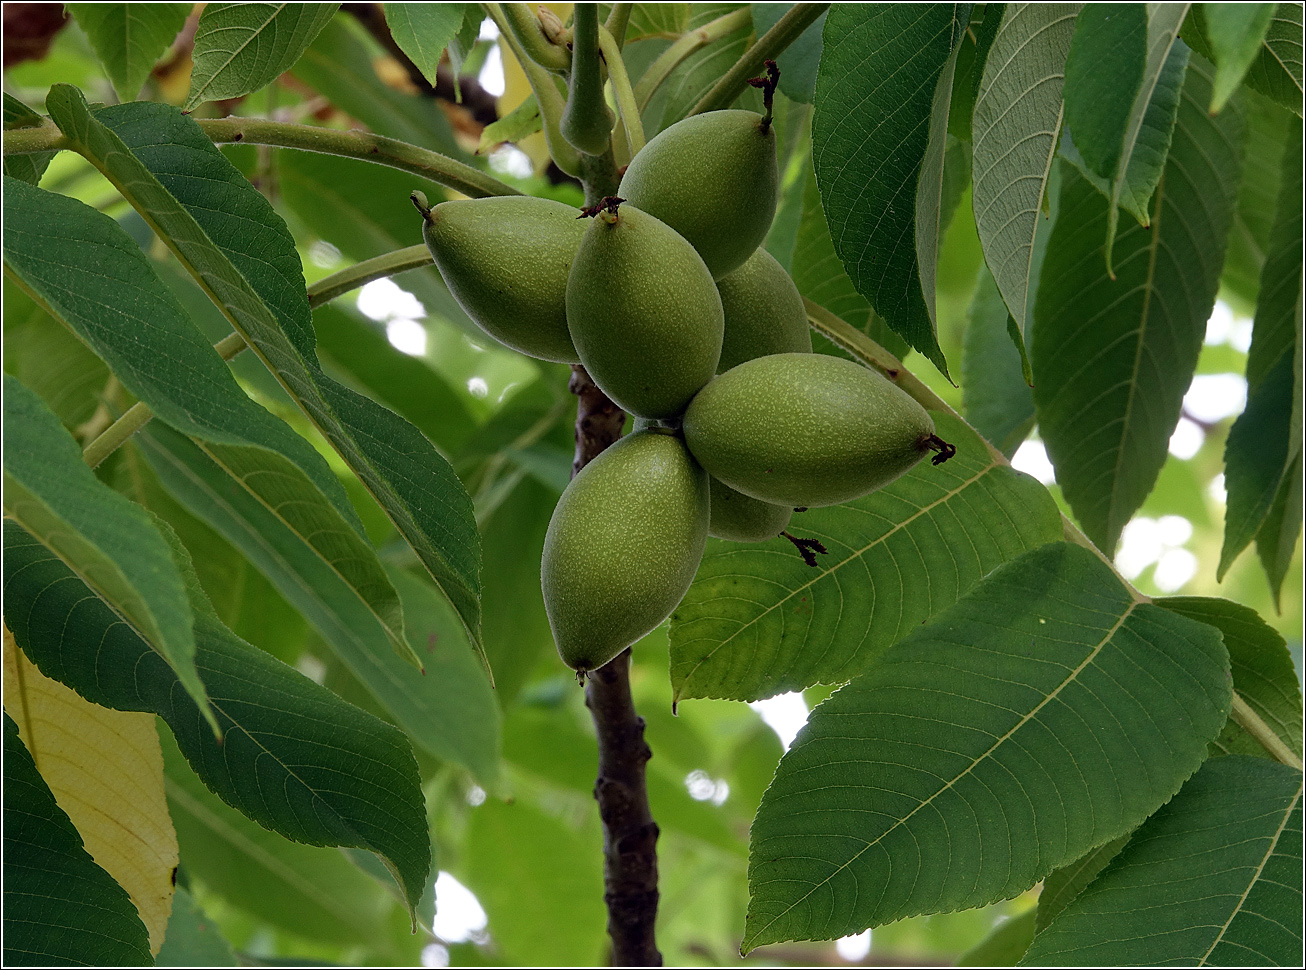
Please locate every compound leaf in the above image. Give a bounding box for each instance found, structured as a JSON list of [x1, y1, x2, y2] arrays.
[[743, 542, 1231, 950], [3, 712, 152, 967], [812, 3, 971, 375], [3, 521, 432, 915], [2, 374, 210, 730], [1022, 755, 1303, 966], [670, 412, 1061, 703], [1032, 59, 1242, 555], [44, 85, 484, 663]]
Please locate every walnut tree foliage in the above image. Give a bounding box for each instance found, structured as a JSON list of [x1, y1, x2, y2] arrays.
[[1, 3, 1302, 966]]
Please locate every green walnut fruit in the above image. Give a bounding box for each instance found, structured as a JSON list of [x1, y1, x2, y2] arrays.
[[542, 429, 709, 673], [638, 417, 791, 541], [566, 201, 723, 418], [709, 477, 791, 542], [619, 109, 777, 279], [419, 195, 584, 363], [683, 353, 939, 507], [716, 247, 812, 373]]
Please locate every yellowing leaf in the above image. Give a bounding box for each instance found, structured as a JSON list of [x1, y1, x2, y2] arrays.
[[4, 624, 178, 955]]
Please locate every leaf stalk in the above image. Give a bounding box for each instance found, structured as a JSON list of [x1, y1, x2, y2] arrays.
[[690, 3, 829, 115], [598, 24, 646, 157], [497, 1, 572, 73]]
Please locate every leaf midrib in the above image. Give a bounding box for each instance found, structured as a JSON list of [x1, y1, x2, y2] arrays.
[[748, 598, 1138, 946], [188, 3, 290, 107], [1197, 777, 1303, 965], [676, 459, 997, 700]]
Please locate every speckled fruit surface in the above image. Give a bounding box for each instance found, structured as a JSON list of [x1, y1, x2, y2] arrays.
[[683, 353, 936, 507]]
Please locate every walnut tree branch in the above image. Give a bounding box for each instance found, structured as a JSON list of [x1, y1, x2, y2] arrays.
[[569, 363, 661, 966]]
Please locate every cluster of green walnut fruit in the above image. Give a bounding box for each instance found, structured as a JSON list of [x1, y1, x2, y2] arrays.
[[415, 72, 953, 676]]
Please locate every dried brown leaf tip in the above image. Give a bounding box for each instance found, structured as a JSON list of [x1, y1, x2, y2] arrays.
[[578, 196, 625, 219]]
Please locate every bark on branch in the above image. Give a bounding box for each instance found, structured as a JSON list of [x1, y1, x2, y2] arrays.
[[569, 364, 662, 966]]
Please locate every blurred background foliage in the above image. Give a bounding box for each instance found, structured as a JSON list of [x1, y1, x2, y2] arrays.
[[3, 3, 1299, 966]]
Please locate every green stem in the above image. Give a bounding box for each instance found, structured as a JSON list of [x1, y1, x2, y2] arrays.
[[1230, 695, 1304, 771], [497, 2, 572, 72], [307, 245, 433, 308], [1, 119, 64, 155], [82, 402, 152, 469], [561, 4, 616, 156], [805, 298, 1301, 771], [634, 7, 752, 112], [81, 332, 248, 469], [598, 24, 645, 157], [197, 119, 518, 199], [690, 3, 829, 115], [605, 2, 633, 48], [486, 2, 582, 176]]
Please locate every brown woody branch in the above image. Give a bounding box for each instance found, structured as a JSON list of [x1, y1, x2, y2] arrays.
[[568, 364, 661, 966]]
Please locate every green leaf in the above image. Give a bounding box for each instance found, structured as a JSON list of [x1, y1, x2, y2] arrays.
[[387, 567, 500, 785], [3, 712, 152, 967], [812, 3, 970, 376], [1185, 2, 1304, 117], [1250, 2, 1305, 115], [134, 420, 479, 771], [159, 733, 399, 944], [383, 3, 467, 87], [789, 153, 909, 360], [654, 3, 758, 130], [1222, 119, 1303, 577], [1207, 3, 1278, 112], [3, 520, 433, 916], [1034, 836, 1130, 933], [1022, 755, 1303, 966], [0, 170, 347, 522], [477, 476, 555, 706], [1159, 596, 1304, 761], [314, 304, 476, 456], [462, 798, 607, 967], [1032, 59, 1243, 555], [0, 172, 420, 667], [1224, 91, 1293, 310], [291, 14, 460, 154], [2, 283, 110, 432], [752, 3, 827, 103], [2, 374, 211, 730], [184, 2, 340, 111], [476, 93, 542, 153], [66, 3, 190, 101], [3, 93, 56, 185], [618, 3, 689, 41], [961, 265, 1035, 457], [972, 3, 1081, 334], [44, 85, 484, 662], [1257, 450, 1304, 609], [276, 148, 475, 335], [742, 542, 1232, 950], [948, 3, 1004, 142], [956, 910, 1037, 967], [155, 887, 237, 967], [1060, 6, 1190, 271], [669, 412, 1062, 703], [1063, 4, 1147, 181]]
